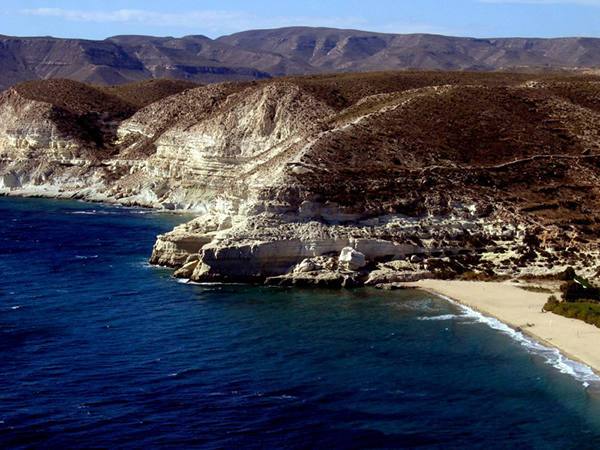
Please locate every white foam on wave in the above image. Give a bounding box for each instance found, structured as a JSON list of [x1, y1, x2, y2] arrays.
[[10, 305, 21, 310], [75, 255, 99, 260], [176, 279, 245, 286], [418, 314, 459, 321], [70, 207, 155, 216], [70, 210, 124, 216], [70, 210, 98, 215], [139, 261, 156, 269], [271, 394, 298, 401], [435, 294, 600, 388]]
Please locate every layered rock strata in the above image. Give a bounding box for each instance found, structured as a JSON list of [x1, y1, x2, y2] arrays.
[[2, 73, 600, 285]]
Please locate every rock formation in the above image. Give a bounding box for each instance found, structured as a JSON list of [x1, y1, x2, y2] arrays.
[[2, 72, 600, 286]]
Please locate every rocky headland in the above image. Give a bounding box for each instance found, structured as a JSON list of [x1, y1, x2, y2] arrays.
[[2, 72, 600, 286]]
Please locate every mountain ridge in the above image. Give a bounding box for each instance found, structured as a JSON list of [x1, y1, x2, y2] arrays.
[[2, 27, 600, 90]]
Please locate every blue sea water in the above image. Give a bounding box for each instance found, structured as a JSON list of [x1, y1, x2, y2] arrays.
[[2, 198, 600, 449]]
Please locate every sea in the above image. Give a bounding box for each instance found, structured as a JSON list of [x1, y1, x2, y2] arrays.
[[2, 197, 600, 449]]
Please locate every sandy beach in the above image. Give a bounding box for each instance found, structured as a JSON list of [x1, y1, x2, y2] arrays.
[[408, 280, 600, 376]]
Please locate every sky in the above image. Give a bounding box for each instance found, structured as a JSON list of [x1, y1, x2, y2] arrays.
[[0, 0, 599, 40]]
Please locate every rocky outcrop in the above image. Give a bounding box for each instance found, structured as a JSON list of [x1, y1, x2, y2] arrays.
[[339, 248, 367, 271], [150, 206, 600, 285], [3, 73, 600, 286]]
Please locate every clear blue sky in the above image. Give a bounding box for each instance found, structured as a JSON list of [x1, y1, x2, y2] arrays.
[[0, 0, 599, 40]]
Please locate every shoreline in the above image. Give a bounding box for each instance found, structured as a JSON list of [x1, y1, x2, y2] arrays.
[[407, 280, 600, 380], [0, 189, 196, 216], [5, 193, 600, 383]]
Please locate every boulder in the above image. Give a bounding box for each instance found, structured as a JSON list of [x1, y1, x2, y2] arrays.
[[293, 258, 317, 273], [292, 256, 337, 274], [339, 247, 367, 271], [173, 260, 199, 278]]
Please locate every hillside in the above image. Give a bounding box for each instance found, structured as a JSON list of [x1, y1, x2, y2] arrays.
[[220, 28, 600, 73], [1, 71, 600, 285], [0, 78, 198, 159], [2, 28, 600, 89]]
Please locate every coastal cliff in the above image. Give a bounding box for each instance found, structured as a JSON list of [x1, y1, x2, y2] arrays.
[[2, 72, 600, 285]]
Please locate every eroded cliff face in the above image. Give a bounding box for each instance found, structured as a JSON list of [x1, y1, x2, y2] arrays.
[[0, 88, 105, 193], [2, 73, 600, 285], [110, 82, 334, 210]]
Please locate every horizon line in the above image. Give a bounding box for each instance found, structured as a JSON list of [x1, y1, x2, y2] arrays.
[[0, 25, 597, 42]]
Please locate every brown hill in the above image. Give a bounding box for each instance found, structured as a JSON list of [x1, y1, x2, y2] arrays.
[[296, 78, 600, 229], [9, 78, 197, 151], [103, 79, 199, 109], [14, 79, 136, 118], [13, 78, 198, 117]]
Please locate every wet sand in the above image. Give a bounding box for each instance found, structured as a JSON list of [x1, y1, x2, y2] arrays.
[[409, 280, 600, 375]]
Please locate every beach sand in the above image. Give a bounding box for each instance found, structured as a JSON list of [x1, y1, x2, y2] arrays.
[[408, 280, 600, 375]]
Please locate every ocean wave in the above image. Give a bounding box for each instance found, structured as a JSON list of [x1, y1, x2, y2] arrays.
[[69, 210, 99, 215], [139, 261, 157, 268], [69, 208, 158, 216], [418, 314, 460, 321], [176, 279, 245, 286], [69, 210, 122, 216], [75, 255, 99, 260], [270, 394, 298, 401], [437, 294, 600, 388]]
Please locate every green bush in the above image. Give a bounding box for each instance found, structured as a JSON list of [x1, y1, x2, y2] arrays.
[[459, 271, 510, 282], [544, 297, 600, 329], [519, 285, 553, 294]]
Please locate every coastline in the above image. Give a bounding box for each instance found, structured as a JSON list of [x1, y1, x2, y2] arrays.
[[5, 193, 600, 382], [408, 280, 600, 379], [0, 188, 196, 215]]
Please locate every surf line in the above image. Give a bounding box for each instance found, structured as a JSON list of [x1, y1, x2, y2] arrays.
[[432, 292, 600, 389]]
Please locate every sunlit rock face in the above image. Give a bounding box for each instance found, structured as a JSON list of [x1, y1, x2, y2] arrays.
[[115, 82, 334, 210], [0, 88, 105, 192], [3, 73, 600, 283]]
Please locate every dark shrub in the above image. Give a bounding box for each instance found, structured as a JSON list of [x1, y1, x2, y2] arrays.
[[561, 280, 586, 302], [560, 280, 600, 302], [561, 267, 576, 281], [523, 232, 541, 248]]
